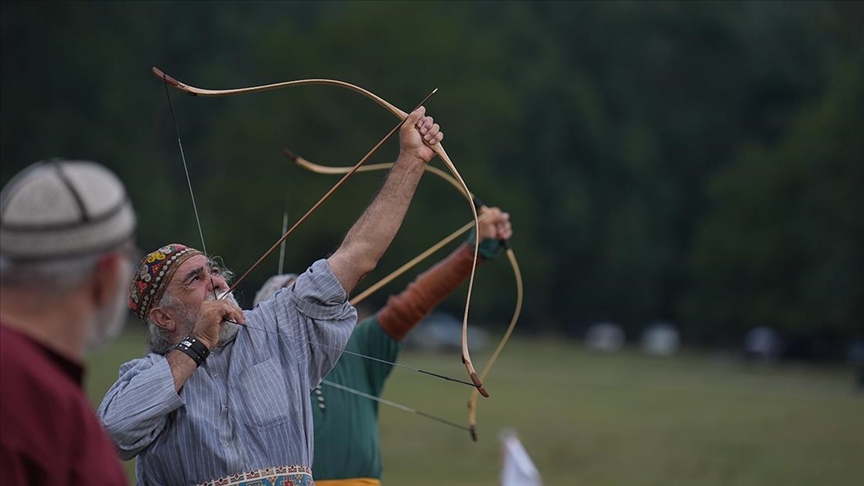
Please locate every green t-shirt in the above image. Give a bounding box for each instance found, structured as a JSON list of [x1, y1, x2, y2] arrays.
[[311, 314, 401, 481]]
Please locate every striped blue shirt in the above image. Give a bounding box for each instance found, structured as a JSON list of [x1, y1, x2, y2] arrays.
[[98, 259, 356, 485]]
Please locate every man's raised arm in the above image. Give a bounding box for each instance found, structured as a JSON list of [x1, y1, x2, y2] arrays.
[[327, 106, 443, 293]]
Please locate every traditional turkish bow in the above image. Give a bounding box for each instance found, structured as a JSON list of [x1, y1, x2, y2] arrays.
[[286, 150, 524, 441], [152, 67, 490, 398]]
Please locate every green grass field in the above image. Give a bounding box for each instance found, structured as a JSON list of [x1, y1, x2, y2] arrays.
[[86, 325, 863, 486]]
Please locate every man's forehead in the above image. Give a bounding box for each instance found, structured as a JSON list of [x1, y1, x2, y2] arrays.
[[168, 254, 210, 285]]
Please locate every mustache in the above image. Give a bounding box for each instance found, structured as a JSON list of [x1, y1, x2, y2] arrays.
[[205, 290, 239, 306], [205, 291, 242, 329]]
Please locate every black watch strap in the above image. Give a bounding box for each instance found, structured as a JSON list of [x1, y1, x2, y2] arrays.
[[172, 335, 211, 367]]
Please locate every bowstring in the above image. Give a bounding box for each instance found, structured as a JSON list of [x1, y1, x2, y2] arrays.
[[277, 211, 289, 275], [163, 77, 209, 258], [237, 321, 477, 388], [322, 380, 470, 432], [277, 172, 290, 275]]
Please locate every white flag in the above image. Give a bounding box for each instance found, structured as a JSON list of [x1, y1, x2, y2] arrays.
[[500, 428, 543, 486]]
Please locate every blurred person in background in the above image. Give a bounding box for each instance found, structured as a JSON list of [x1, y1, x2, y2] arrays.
[[253, 206, 512, 485], [0, 160, 137, 485], [97, 108, 445, 486]]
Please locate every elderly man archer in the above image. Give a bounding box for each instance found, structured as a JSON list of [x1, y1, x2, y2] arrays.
[[97, 107, 444, 486]]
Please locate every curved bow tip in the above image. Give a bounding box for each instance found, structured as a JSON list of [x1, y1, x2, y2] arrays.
[[151, 66, 183, 88], [469, 425, 478, 442], [282, 147, 299, 162], [470, 372, 490, 398]]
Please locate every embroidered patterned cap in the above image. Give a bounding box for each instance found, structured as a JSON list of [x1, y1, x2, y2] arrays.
[[0, 160, 136, 260], [129, 243, 203, 321]]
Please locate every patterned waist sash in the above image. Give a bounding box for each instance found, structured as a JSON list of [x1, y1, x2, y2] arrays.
[[316, 479, 381, 486], [199, 465, 314, 486]]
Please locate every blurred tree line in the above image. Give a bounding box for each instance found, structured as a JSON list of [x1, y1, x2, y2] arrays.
[[1, 1, 861, 358]]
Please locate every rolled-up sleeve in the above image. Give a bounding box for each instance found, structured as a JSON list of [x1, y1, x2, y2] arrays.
[[289, 260, 351, 319], [252, 259, 357, 387], [97, 355, 183, 460]]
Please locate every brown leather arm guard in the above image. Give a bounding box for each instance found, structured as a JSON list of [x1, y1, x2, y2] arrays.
[[377, 244, 483, 341]]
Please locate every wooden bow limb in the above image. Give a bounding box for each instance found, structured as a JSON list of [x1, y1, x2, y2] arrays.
[[223, 87, 438, 293], [153, 67, 487, 398], [152, 66, 500, 404], [288, 157, 529, 434], [466, 247, 523, 440], [291, 150, 524, 440], [287, 149, 481, 307], [350, 220, 475, 306], [289, 149, 467, 196]]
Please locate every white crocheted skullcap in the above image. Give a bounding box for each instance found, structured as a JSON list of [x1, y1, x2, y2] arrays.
[[253, 273, 298, 307], [0, 159, 136, 260]]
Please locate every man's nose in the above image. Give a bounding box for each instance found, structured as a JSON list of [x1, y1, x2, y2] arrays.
[[208, 273, 228, 292]]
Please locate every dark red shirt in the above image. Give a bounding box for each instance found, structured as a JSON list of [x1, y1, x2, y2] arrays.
[[0, 323, 127, 486]]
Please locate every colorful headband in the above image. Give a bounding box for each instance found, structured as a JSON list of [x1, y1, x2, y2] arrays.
[[129, 243, 203, 321]]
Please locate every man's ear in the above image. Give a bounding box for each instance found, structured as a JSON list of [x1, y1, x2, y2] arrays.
[[149, 306, 176, 333]]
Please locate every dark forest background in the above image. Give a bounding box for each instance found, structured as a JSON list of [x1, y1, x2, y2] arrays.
[[2, 1, 861, 360]]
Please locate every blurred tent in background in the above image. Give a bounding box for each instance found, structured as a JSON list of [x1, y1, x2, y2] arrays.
[[585, 322, 625, 353], [641, 321, 681, 357]]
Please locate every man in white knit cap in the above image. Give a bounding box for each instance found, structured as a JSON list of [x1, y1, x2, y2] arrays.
[[0, 159, 137, 485]]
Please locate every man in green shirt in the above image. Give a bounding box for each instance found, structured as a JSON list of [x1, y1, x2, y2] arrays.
[[252, 207, 512, 486]]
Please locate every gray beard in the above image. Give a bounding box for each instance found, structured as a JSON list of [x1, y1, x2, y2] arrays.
[[217, 316, 241, 347], [204, 291, 242, 347]]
